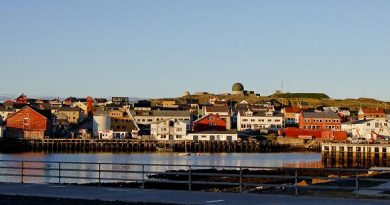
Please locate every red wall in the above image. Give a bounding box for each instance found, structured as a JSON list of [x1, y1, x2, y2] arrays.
[[279, 127, 347, 140], [299, 113, 341, 130], [7, 107, 48, 130], [193, 114, 227, 132]]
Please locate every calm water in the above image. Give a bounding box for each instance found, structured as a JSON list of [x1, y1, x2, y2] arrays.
[[0, 152, 322, 168], [0, 152, 322, 184]]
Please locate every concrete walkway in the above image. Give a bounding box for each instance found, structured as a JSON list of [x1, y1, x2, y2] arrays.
[[355, 182, 390, 197], [0, 183, 388, 205]]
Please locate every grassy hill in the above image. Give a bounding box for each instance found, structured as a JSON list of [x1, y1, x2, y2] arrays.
[[152, 93, 390, 111]]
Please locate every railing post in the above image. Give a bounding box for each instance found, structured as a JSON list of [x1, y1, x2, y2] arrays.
[[294, 169, 298, 196], [239, 167, 243, 193], [98, 163, 101, 187], [354, 171, 360, 198], [141, 164, 145, 189], [58, 162, 61, 184], [21, 161, 24, 183], [188, 166, 192, 191]]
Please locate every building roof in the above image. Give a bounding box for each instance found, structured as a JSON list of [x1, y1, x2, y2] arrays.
[[189, 130, 238, 135], [239, 110, 282, 117], [57, 107, 82, 112], [0, 107, 14, 112], [152, 110, 190, 117], [151, 118, 187, 125], [8, 106, 52, 120], [284, 107, 302, 113], [193, 114, 224, 123], [342, 119, 374, 125], [361, 108, 385, 114], [205, 106, 229, 113], [302, 111, 340, 119]]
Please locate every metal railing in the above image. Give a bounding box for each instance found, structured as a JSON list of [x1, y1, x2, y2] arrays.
[[0, 160, 390, 196]]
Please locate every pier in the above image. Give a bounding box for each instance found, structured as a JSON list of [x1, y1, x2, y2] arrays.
[[321, 143, 390, 168], [20, 139, 301, 153]]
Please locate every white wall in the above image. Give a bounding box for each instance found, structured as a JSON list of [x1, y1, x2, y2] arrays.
[[187, 133, 238, 141], [93, 116, 112, 137], [151, 120, 187, 140], [341, 119, 390, 140], [237, 112, 283, 131]]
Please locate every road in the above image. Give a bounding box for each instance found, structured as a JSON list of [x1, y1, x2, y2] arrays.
[[0, 183, 388, 205]]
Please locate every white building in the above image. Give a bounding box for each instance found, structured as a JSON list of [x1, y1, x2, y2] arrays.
[[0, 108, 14, 121], [132, 110, 192, 130], [187, 131, 238, 141], [341, 119, 390, 140], [93, 115, 112, 138], [72, 101, 88, 117], [237, 110, 283, 132], [151, 119, 187, 141], [98, 130, 113, 139]]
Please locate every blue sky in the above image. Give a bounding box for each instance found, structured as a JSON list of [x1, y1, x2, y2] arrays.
[[1, 0, 390, 100]]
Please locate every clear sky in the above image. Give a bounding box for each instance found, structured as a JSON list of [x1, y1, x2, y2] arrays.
[[1, 0, 390, 100]]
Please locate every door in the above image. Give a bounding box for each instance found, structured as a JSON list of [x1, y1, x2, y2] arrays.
[[169, 135, 174, 140]]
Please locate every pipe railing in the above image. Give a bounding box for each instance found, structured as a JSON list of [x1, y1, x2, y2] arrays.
[[0, 160, 390, 195]]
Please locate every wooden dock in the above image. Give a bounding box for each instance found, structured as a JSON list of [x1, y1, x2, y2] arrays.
[[321, 142, 390, 168], [21, 139, 297, 153]]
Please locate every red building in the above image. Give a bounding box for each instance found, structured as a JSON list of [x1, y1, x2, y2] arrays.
[[299, 111, 341, 131], [358, 108, 386, 120], [86, 96, 94, 117], [278, 127, 347, 140], [15, 93, 29, 104], [192, 114, 227, 132], [6, 106, 52, 139]]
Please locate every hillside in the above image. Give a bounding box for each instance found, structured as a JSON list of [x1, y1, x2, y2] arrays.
[[153, 94, 390, 111]]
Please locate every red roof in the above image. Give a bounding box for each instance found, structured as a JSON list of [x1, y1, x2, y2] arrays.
[[284, 107, 301, 113], [361, 108, 385, 114]]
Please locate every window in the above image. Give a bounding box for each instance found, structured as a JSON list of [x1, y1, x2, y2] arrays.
[[177, 128, 183, 131]]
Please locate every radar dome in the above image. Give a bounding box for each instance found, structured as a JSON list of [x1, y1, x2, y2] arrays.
[[232, 83, 244, 92]]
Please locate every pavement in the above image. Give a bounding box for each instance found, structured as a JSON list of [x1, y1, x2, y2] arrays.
[[0, 183, 389, 205], [355, 182, 390, 197]]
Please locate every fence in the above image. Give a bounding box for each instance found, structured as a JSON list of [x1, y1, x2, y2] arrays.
[[0, 160, 390, 196]]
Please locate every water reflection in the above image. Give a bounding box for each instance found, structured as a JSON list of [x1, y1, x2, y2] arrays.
[[2, 152, 387, 184], [323, 155, 390, 168]]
